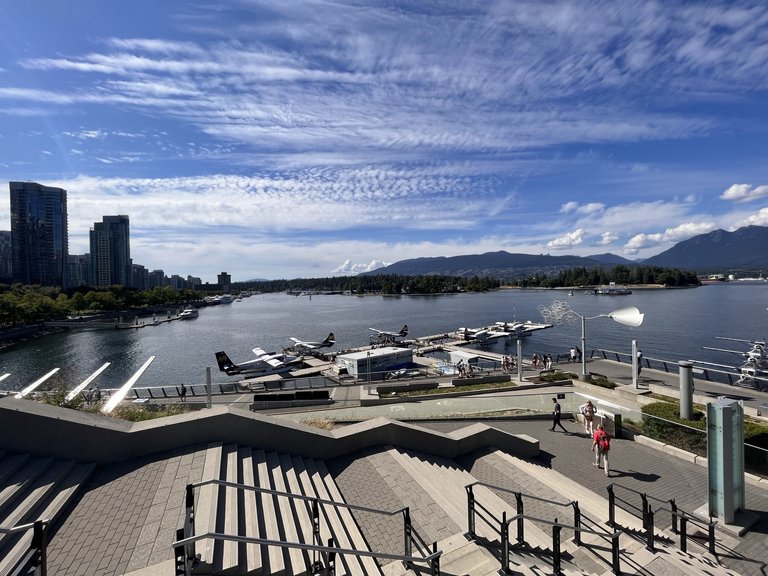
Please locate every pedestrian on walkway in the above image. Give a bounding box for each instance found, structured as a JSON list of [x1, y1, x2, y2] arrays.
[[550, 397, 568, 433], [180, 383, 187, 402], [569, 347, 577, 362], [576, 346, 582, 363], [637, 350, 643, 379], [581, 399, 596, 435], [592, 424, 611, 476]]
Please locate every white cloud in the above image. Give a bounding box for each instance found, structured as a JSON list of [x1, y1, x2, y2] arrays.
[[596, 232, 618, 246], [720, 183, 768, 203], [547, 228, 587, 249], [623, 221, 717, 253], [559, 202, 604, 216], [330, 259, 389, 275], [735, 206, 768, 227]]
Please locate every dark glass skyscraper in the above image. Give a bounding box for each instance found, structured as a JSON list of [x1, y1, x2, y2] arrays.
[[10, 181, 69, 287]]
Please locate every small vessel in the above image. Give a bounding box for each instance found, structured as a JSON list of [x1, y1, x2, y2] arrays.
[[568, 290, 574, 296], [178, 306, 199, 320], [594, 282, 632, 295]]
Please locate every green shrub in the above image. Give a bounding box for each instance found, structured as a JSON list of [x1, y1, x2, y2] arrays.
[[587, 374, 616, 389], [641, 402, 707, 456], [539, 371, 576, 383]]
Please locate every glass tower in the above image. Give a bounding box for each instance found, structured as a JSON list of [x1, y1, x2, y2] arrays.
[[10, 181, 69, 287], [90, 215, 131, 287]]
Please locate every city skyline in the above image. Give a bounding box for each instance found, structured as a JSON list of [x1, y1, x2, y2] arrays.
[[1, 1, 767, 283]]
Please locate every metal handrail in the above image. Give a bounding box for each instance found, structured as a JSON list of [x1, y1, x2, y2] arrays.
[[189, 478, 410, 519], [0, 520, 49, 576], [501, 512, 623, 575], [171, 531, 442, 565], [178, 481, 439, 576], [608, 483, 717, 555]]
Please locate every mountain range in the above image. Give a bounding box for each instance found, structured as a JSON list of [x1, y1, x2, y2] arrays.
[[365, 225, 768, 280]]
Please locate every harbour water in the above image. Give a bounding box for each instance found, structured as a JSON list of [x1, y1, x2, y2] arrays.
[[0, 283, 765, 392]]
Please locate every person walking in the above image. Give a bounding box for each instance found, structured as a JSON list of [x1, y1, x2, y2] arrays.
[[180, 383, 187, 402], [637, 349, 643, 380], [576, 346, 582, 363], [569, 347, 577, 363], [581, 399, 596, 435], [550, 397, 568, 433], [592, 423, 611, 476]]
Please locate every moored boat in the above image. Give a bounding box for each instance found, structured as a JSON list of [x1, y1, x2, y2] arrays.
[[178, 306, 199, 320]]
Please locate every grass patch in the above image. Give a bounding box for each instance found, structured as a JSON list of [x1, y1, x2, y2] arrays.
[[537, 371, 577, 383], [110, 404, 190, 422]]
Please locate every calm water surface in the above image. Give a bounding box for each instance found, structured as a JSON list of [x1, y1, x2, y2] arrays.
[[1, 284, 766, 392]]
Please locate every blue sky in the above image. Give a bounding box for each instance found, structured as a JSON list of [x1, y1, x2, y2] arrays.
[[1, 1, 767, 283]]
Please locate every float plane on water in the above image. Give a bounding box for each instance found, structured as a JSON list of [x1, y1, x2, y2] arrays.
[[289, 332, 335, 355], [215, 348, 302, 377]]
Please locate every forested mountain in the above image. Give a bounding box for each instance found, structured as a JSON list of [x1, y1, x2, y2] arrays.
[[643, 226, 768, 272]]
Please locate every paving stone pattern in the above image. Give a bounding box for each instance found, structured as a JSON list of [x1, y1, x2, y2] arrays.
[[47, 444, 206, 576]]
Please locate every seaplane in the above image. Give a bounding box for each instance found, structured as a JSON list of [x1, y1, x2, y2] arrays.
[[493, 320, 553, 338], [369, 324, 409, 345], [704, 337, 766, 363], [215, 348, 302, 377], [289, 332, 335, 355], [458, 327, 505, 342]]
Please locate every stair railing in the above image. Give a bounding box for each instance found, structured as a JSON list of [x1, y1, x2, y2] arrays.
[[608, 483, 717, 555], [0, 520, 49, 576], [466, 483, 622, 575], [176, 480, 441, 576]]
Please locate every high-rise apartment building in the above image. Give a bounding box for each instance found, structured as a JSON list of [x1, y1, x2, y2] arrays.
[[0, 231, 12, 283], [89, 215, 132, 287], [10, 181, 69, 287]]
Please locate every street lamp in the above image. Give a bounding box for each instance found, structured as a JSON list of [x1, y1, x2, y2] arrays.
[[579, 307, 644, 377]]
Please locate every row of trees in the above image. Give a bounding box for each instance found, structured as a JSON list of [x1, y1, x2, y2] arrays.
[[0, 284, 202, 327], [233, 274, 501, 295], [514, 265, 700, 288]]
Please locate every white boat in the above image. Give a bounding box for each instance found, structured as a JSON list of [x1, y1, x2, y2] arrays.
[[178, 306, 199, 320]]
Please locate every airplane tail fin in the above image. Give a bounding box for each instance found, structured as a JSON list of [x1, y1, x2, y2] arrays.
[[215, 351, 235, 373], [400, 324, 408, 337], [322, 333, 335, 347]]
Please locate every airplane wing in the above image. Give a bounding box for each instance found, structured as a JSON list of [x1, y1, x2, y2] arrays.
[[290, 337, 317, 348]]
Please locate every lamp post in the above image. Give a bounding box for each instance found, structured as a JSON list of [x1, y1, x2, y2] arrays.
[[579, 307, 644, 378]]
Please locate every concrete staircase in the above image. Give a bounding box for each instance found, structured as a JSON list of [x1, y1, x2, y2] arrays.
[[0, 450, 95, 575], [190, 442, 384, 576]]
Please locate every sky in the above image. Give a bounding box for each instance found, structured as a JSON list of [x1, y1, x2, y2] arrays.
[[1, 1, 767, 283]]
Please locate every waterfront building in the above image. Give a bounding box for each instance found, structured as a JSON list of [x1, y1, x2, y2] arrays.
[[66, 254, 90, 288], [0, 230, 11, 283], [9, 181, 69, 288], [148, 269, 167, 288], [89, 215, 132, 287], [131, 263, 149, 290], [187, 274, 202, 288], [217, 271, 231, 291]]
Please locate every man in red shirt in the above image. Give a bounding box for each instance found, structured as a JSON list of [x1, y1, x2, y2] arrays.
[[591, 423, 611, 476]]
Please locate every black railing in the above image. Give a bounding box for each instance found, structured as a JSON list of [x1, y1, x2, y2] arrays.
[[0, 520, 49, 576], [466, 483, 622, 575], [174, 480, 441, 576], [607, 483, 716, 555]]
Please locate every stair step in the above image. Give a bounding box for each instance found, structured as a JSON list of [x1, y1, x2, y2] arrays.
[[253, 449, 285, 576], [266, 451, 308, 575], [0, 457, 53, 519], [195, 442, 223, 567], [238, 446, 262, 576], [304, 458, 381, 575], [213, 444, 239, 574]]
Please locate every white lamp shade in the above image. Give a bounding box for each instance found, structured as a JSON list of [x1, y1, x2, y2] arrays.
[[609, 306, 644, 328]]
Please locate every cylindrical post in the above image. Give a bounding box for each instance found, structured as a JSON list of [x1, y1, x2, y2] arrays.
[[552, 520, 562, 576], [403, 508, 412, 559], [680, 516, 688, 553], [466, 485, 476, 539], [679, 361, 694, 420], [516, 338, 523, 382], [708, 521, 716, 556], [670, 499, 678, 534], [611, 532, 621, 575], [581, 315, 587, 377], [646, 507, 655, 552], [632, 339, 638, 389], [515, 492, 525, 545], [607, 485, 615, 528], [572, 502, 581, 546], [205, 366, 212, 409], [501, 511, 509, 573]]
